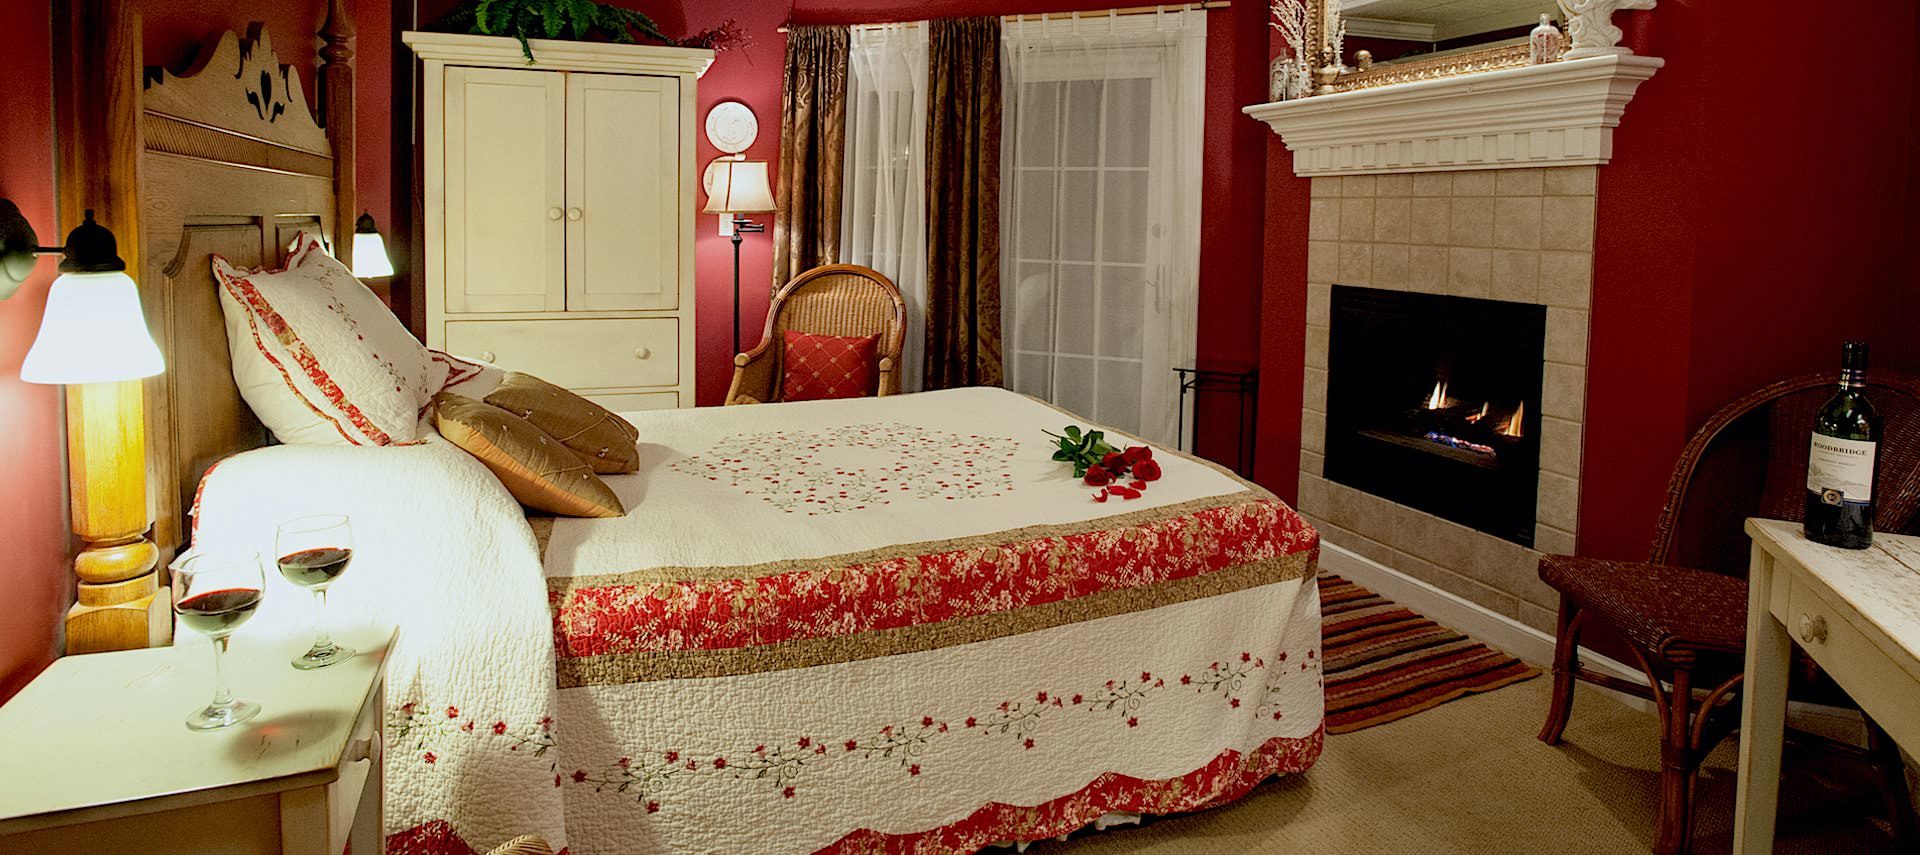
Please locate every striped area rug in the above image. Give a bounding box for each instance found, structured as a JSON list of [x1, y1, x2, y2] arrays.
[[1320, 574, 1539, 734]]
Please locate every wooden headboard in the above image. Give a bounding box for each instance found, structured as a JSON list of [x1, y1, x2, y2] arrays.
[[77, 4, 357, 558]]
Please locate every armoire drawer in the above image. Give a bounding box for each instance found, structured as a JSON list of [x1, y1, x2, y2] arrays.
[[585, 391, 679, 413], [445, 318, 679, 391]]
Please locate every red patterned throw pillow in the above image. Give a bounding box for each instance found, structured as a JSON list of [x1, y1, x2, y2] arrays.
[[781, 331, 880, 402]]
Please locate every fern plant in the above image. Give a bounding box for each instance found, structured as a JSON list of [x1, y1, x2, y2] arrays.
[[438, 0, 672, 63]]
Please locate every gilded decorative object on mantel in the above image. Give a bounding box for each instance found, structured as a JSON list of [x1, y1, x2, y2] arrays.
[[1274, 0, 1593, 96], [1558, 0, 1656, 60]]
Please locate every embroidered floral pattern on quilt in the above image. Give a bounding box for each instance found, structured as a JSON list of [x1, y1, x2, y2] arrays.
[[669, 422, 1017, 515], [548, 647, 1320, 812]]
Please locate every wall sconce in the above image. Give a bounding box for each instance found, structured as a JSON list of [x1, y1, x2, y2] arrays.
[[5, 199, 170, 653], [0, 200, 60, 301], [702, 159, 777, 357], [350, 211, 395, 279]]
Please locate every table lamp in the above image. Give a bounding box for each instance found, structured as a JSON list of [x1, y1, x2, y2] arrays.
[[5, 205, 169, 652], [702, 159, 776, 356]]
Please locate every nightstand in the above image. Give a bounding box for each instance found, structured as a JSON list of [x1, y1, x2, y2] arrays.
[[0, 625, 396, 854]]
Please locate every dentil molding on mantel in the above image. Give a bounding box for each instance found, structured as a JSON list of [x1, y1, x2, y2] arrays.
[[1244, 54, 1663, 177]]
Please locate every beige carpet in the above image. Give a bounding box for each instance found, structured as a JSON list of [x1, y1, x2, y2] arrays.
[[1045, 680, 1901, 854]]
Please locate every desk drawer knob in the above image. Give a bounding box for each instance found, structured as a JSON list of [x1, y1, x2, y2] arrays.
[[547, 207, 564, 221], [634, 347, 651, 360], [567, 207, 583, 222], [1797, 613, 1828, 645], [348, 731, 382, 764], [481, 350, 497, 363]]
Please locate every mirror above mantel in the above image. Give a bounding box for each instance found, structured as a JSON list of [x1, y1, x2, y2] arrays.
[[1271, 0, 1656, 100], [1250, 0, 1663, 177], [1340, 0, 1563, 90]]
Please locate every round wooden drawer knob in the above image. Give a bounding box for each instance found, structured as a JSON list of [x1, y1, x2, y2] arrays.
[[481, 350, 497, 363], [1797, 613, 1828, 645], [567, 208, 583, 222], [547, 207, 564, 221], [634, 347, 651, 360]]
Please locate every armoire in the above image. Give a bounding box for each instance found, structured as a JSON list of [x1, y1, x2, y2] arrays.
[[404, 32, 711, 411]]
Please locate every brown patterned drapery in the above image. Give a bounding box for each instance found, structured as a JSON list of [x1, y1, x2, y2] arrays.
[[772, 25, 849, 291], [923, 17, 1003, 390]]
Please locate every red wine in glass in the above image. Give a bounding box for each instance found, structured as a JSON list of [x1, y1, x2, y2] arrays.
[[276, 514, 356, 670], [277, 547, 353, 588], [172, 549, 266, 731], [175, 588, 263, 637]]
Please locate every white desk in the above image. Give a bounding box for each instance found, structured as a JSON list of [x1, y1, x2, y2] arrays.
[[0, 625, 395, 854], [1735, 519, 1920, 852]]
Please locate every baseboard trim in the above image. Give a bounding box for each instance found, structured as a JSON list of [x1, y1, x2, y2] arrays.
[[1318, 542, 1650, 704]]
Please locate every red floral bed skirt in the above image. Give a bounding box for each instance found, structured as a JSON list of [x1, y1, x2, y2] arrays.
[[385, 727, 1323, 855]]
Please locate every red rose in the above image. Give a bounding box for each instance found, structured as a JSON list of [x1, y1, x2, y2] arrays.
[[1132, 459, 1163, 482], [1124, 445, 1153, 464], [1083, 465, 1115, 486], [1100, 451, 1128, 473]]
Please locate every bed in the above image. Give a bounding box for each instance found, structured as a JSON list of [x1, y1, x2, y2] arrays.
[[108, 19, 1325, 855]]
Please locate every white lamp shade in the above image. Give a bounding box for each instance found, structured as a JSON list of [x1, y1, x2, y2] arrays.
[[351, 229, 395, 278], [703, 160, 777, 215], [21, 270, 164, 384]]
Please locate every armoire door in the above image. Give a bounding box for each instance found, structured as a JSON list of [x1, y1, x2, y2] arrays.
[[564, 73, 681, 312], [444, 66, 566, 313]]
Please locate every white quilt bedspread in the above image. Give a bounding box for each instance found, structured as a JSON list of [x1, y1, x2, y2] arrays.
[[192, 387, 1323, 855]]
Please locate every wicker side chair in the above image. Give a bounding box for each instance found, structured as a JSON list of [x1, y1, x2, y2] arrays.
[[1536, 371, 1920, 855], [725, 264, 907, 405]]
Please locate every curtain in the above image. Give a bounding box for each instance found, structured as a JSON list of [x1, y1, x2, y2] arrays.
[[841, 24, 931, 392], [924, 17, 1004, 390], [773, 25, 850, 291], [1000, 10, 1206, 444]]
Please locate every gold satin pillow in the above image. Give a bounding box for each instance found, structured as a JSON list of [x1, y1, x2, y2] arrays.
[[484, 372, 640, 474], [432, 393, 625, 518]]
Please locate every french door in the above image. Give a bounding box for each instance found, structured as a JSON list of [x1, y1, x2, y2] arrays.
[[1001, 14, 1204, 445]]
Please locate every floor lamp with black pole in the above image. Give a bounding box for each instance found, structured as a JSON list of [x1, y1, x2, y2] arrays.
[[702, 159, 777, 357]]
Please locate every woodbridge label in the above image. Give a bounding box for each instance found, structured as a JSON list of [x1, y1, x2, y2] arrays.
[[1808, 433, 1876, 504]]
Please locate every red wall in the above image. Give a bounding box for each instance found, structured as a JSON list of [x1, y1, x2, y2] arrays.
[[1579, 1, 1920, 560], [0, 0, 71, 704], [1257, 0, 1920, 557]]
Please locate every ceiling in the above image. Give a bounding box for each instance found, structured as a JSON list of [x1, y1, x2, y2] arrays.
[[1341, 0, 1558, 42]]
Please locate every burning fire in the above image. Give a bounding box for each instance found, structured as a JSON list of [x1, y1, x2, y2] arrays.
[[1464, 402, 1489, 423], [1423, 380, 1450, 410], [1498, 401, 1525, 438]]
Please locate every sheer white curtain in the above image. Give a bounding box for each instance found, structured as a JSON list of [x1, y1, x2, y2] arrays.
[[1000, 10, 1205, 445], [841, 23, 931, 392]]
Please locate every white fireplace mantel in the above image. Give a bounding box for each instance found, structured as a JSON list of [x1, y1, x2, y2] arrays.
[[1244, 54, 1663, 177]]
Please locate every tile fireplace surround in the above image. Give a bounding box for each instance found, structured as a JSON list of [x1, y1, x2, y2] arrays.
[[1297, 167, 1596, 634]]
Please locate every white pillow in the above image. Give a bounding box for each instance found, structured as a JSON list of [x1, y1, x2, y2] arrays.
[[214, 233, 450, 445]]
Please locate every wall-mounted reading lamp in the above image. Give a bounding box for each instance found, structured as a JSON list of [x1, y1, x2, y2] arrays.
[[2, 196, 170, 653]]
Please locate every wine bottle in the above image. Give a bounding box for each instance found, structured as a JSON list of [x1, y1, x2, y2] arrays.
[[1804, 341, 1881, 548]]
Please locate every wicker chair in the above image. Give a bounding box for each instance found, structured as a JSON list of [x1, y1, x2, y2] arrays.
[[1536, 371, 1920, 854], [725, 264, 907, 405]]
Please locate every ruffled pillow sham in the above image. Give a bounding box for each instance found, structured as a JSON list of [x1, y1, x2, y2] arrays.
[[214, 233, 457, 445]]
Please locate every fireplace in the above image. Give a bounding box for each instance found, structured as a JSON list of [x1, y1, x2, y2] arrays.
[[1324, 286, 1546, 547]]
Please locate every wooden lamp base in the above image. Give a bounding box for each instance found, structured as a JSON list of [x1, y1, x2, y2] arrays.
[[67, 543, 169, 654]]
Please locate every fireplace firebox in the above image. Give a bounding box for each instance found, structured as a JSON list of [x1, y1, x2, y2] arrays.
[[1324, 286, 1546, 547]]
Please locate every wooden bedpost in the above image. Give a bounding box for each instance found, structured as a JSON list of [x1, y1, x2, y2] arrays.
[[52, 0, 169, 653], [321, 0, 357, 269]]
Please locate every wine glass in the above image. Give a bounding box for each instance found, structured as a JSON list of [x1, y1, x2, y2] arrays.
[[172, 550, 265, 731], [276, 514, 357, 670]]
